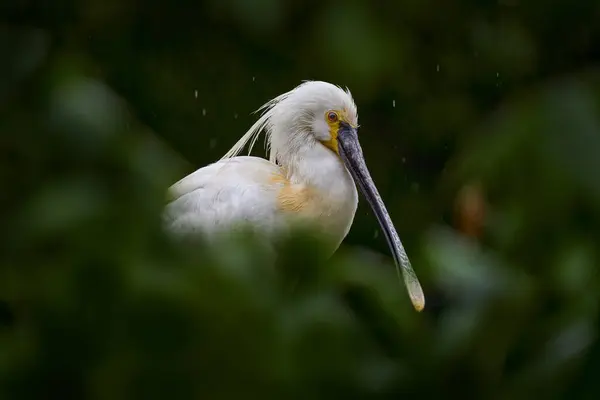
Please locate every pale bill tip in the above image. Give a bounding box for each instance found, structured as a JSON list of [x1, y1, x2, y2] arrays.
[[405, 276, 426, 312], [411, 292, 425, 312]]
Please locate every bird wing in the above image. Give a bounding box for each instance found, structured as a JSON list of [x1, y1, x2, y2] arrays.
[[163, 156, 285, 239]]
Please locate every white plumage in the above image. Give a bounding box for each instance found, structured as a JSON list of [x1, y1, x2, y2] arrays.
[[163, 81, 425, 311]]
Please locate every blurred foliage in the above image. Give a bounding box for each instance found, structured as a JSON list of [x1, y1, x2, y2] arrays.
[[2, 0, 600, 399]]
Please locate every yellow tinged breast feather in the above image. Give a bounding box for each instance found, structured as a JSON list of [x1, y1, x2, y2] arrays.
[[271, 172, 314, 212]]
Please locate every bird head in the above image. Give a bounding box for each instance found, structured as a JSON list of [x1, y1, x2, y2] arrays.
[[266, 81, 358, 158]]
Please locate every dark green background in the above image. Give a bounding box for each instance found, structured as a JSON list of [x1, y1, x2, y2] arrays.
[[2, 0, 600, 398]]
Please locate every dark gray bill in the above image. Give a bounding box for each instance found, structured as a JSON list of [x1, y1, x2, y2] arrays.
[[338, 122, 425, 311]]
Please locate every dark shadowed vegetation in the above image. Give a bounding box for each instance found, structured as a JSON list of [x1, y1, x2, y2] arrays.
[[1, 0, 600, 398]]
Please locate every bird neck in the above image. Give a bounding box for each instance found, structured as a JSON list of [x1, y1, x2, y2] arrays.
[[273, 137, 359, 248], [281, 142, 353, 195]]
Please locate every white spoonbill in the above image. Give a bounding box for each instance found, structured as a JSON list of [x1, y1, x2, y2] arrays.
[[163, 81, 425, 311]]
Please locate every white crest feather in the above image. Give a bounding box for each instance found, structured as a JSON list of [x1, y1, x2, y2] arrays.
[[218, 86, 291, 164]]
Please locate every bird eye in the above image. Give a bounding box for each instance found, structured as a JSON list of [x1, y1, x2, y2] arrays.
[[327, 111, 339, 123]]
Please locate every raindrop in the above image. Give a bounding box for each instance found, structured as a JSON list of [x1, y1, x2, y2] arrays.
[[234, 113, 238, 119], [252, 76, 256, 82], [209, 138, 217, 149], [392, 99, 396, 108], [373, 230, 379, 239], [202, 108, 206, 116], [194, 90, 198, 98], [402, 157, 406, 163], [436, 64, 440, 72]]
